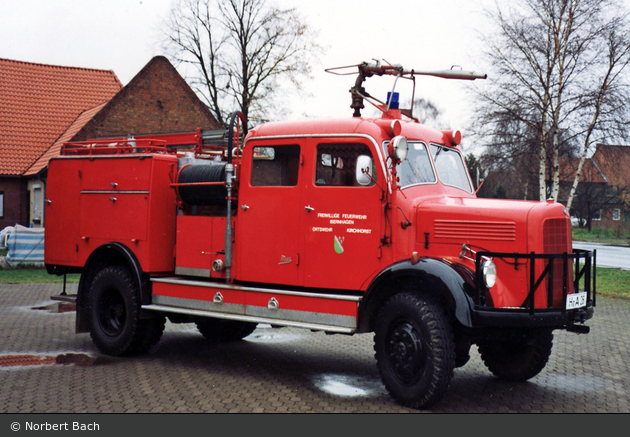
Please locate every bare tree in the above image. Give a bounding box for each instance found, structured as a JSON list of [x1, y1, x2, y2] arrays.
[[566, 13, 630, 210], [474, 0, 630, 204], [413, 98, 445, 129], [161, 0, 321, 129]]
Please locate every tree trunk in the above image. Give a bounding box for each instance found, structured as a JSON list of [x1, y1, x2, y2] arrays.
[[551, 133, 560, 202], [538, 140, 547, 201]]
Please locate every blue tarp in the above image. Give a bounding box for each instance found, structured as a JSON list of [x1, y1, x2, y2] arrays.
[[1, 225, 45, 267]]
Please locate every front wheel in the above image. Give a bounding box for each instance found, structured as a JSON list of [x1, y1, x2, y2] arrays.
[[374, 293, 455, 409], [477, 328, 553, 382]]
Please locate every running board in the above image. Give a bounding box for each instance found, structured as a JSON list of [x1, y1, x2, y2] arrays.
[[142, 304, 356, 334], [148, 277, 361, 334]]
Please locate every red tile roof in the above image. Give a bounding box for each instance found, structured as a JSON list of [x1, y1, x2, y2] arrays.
[[592, 144, 630, 189], [0, 58, 122, 175], [24, 103, 108, 176], [558, 156, 607, 184]]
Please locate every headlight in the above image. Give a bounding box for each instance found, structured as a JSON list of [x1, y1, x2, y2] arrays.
[[389, 136, 408, 163], [481, 259, 497, 289]]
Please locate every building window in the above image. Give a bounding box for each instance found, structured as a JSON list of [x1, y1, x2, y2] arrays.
[[0, 191, 3, 218], [33, 186, 43, 225], [593, 209, 601, 221], [613, 208, 621, 221]]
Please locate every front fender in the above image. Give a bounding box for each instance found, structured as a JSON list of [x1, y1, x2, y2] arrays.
[[358, 258, 475, 332]]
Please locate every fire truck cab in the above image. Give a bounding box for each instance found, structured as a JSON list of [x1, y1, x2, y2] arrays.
[[45, 61, 595, 409]]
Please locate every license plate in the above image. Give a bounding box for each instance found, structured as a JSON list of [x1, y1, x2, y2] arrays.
[[566, 292, 587, 310]]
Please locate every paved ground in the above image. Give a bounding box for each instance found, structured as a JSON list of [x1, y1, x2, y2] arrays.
[[0, 283, 628, 413]]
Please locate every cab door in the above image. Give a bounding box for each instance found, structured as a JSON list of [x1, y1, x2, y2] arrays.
[[301, 139, 384, 290], [236, 142, 303, 286]]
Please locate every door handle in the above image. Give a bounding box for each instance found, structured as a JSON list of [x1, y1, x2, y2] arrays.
[[304, 206, 315, 212]]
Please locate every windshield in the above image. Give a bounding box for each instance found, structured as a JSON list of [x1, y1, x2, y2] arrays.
[[396, 142, 437, 187], [386, 141, 472, 192], [429, 144, 472, 192]]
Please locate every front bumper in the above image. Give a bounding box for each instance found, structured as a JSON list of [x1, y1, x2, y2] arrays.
[[471, 302, 594, 330], [471, 249, 596, 331]]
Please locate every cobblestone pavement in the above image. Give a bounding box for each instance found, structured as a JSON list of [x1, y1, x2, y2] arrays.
[[0, 283, 628, 413]]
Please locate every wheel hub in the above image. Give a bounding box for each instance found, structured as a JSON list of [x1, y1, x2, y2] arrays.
[[99, 288, 126, 337], [387, 322, 425, 383]]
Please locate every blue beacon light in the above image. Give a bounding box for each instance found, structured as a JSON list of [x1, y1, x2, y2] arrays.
[[386, 92, 399, 109]]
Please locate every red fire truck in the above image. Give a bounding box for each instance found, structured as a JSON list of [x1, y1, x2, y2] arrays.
[[45, 61, 595, 409]]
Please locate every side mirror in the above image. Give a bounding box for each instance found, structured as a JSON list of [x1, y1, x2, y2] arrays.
[[356, 155, 374, 186]]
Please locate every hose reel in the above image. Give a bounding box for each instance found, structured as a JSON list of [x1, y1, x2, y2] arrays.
[[176, 163, 228, 206]]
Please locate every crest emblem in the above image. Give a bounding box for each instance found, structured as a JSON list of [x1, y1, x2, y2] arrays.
[[334, 236, 344, 254]]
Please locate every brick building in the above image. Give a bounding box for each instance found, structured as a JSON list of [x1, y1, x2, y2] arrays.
[[558, 144, 630, 230], [0, 58, 122, 230], [1, 56, 220, 230], [589, 145, 630, 228]]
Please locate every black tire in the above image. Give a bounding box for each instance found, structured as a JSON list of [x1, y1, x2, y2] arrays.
[[374, 293, 455, 409], [127, 314, 166, 355], [196, 318, 257, 342], [88, 266, 164, 356], [477, 328, 553, 382]]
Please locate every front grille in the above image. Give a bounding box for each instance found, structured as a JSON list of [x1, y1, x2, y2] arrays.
[[543, 218, 573, 307], [543, 218, 570, 252]]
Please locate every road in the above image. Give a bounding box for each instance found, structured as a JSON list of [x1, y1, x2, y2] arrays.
[[573, 242, 630, 271], [0, 283, 628, 414]]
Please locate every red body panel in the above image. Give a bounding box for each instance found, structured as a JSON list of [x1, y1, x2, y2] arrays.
[[175, 215, 228, 279], [45, 154, 178, 273], [235, 138, 303, 285]]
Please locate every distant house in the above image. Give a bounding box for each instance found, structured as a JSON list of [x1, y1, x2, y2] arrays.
[[557, 144, 630, 229], [590, 144, 630, 228], [0, 58, 122, 230], [0, 56, 221, 230]]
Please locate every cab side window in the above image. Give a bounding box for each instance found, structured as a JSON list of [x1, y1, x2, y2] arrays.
[[251, 145, 300, 186], [315, 143, 376, 186]]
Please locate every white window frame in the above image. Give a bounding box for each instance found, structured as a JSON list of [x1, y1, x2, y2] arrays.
[[613, 208, 621, 221]]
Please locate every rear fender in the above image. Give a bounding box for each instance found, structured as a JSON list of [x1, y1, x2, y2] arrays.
[[75, 243, 147, 333], [358, 258, 475, 332]]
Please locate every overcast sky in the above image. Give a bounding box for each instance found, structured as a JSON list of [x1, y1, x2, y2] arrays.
[[1, 0, 501, 132]]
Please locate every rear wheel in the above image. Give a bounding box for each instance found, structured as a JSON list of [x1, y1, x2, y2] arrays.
[[374, 293, 455, 409], [88, 266, 164, 356], [196, 318, 257, 342], [477, 328, 553, 381]]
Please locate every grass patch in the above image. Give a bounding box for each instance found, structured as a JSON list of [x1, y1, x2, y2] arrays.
[[595, 267, 630, 300], [572, 227, 630, 246], [0, 267, 80, 284]]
